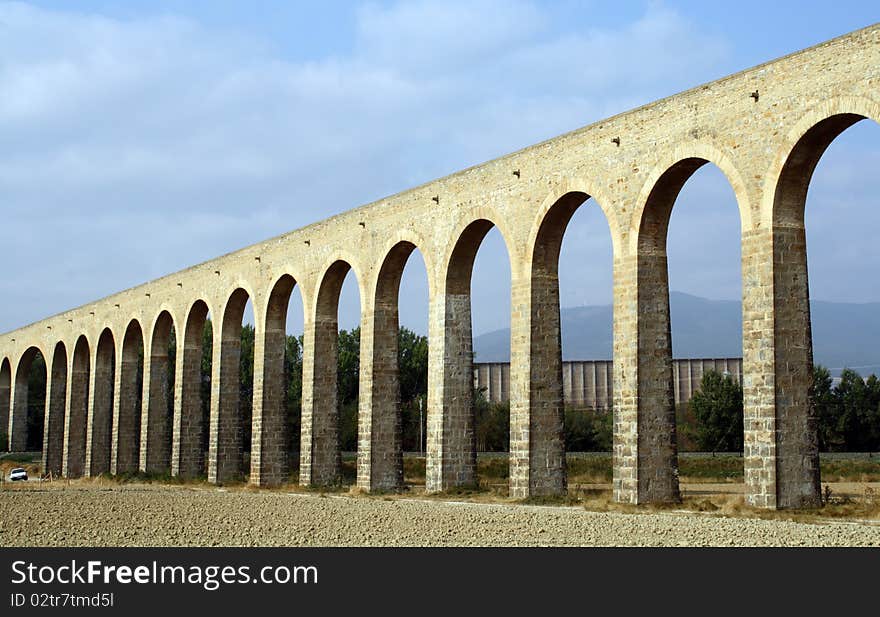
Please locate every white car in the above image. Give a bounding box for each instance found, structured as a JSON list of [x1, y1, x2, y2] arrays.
[[8, 468, 28, 481]]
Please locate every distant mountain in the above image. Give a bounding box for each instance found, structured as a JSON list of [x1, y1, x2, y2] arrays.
[[473, 291, 880, 375]]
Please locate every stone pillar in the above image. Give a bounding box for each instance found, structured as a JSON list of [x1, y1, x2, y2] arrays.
[[612, 254, 639, 503], [251, 310, 287, 487], [741, 224, 821, 509], [772, 224, 821, 508], [42, 347, 67, 476], [742, 227, 778, 508], [299, 314, 341, 486], [9, 361, 29, 452], [635, 251, 680, 502], [612, 252, 680, 504], [111, 333, 141, 475], [62, 341, 89, 478], [85, 336, 114, 477], [0, 362, 9, 450], [357, 300, 404, 492], [425, 290, 477, 492], [140, 349, 171, 473], [509, 258, 567, 498], [208, 315, 243, 484], [172, 305, 208, 478]]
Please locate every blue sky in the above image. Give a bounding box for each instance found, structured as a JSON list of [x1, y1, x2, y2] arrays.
[[1, 1, 878, 338]]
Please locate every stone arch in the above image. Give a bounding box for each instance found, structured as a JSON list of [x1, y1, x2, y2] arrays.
[[764, 96, 880, 227], [515, 183, 618, 497], [251, 273, 304, 486], [426, 214, 516, 491], [754, 96, 880, 508], [355, 236, 431, 491], [526, 178, 620, 266], [0, 357, 10, 450], [112, 319, 144, 474], [142, 309, 176, 473], [371, 229, 435, 297], [172, 299, 211, 478], [299, 258, 364, 486], [633, 144, 752, 255], [10, 345, 47, 452], [42, 341, 68, 476], [625, 145, 750, 504], [208, 286, 256, 483], [63, 334, 90, 478], [86, 328, 115, 476], [442, 209, 519, 288], [313, 252, 367, 317]]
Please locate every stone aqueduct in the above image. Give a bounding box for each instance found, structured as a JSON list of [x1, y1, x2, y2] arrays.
[[1, 25, 878, 509]]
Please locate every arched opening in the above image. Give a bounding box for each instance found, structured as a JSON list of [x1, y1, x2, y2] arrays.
[[360, 241, 430, 492], [0, 358, 10, 451], [394, 247, 429, 487], [665, 164, 744, 497], [208, 288, 254, 483], [428, 219, 511, 492], [636, 156, 747, 503], [530, 191, 615, 497], [173, 300, 211, 479], [86, 328, 115, 476], [142, 311, 176, 474], [300, 260, 361, 487], [63, 335, 90, 478], [251, 274, 305, 487], [770, 112, 880, 506], [43, 342, 68, 476], [112, 320, 144, 475], [10, 346, 47, 453]]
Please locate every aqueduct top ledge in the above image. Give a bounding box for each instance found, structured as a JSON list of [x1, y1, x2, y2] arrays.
[[1, 23, 878, 366]]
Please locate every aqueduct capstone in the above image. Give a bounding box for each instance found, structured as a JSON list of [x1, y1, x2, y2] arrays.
[[2, 25, 878, 509]]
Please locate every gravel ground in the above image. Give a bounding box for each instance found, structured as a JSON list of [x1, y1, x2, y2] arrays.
[[1, 484, 878, 547]]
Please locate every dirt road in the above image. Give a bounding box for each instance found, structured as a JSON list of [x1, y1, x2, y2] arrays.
[[1, 484, 877, 547]]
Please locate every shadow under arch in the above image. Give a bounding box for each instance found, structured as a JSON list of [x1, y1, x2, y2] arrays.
[[173, 299, 211, 479], [626, 151, 750, 504], [426, 216, 514, 492], [758, 102, 880, 508], [208, 287, 255, 484], [517, 188, 618, 497], [250, 273, 304, 487], [86, 328, 115, 477], [0, 357, 9, 450], [43, 341, 68, 476], [10, 345, 46, 453], [354, 239, 431, 491], [63, 335, 90, 478], [142, 310, 176, 473], [300, 259, 363, 487], [112, 319, 144, 475]]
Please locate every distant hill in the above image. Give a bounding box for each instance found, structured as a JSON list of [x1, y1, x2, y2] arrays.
[[473, 291, 880, 375]]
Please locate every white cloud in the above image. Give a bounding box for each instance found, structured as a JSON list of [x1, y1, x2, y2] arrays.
[[0, 0, 799, 334]]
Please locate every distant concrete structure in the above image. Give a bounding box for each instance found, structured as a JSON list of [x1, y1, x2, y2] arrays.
[[475, 358, 743, 408]]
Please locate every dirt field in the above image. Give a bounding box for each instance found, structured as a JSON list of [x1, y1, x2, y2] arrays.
[[1, 482, 878, 547]]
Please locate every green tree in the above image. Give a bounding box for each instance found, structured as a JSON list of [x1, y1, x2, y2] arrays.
[[199, 319, 213, 460], [239, 323, 255, 452], [337, 327, 360, 407], [811, 364, 840, 451], [398, 327, 428, 452], [284, 333, 303, 458], [835, 368, 873, 451], [689, 370, 744, 452], [336, 327, 361, 452], [474, 388, 509, 451]]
